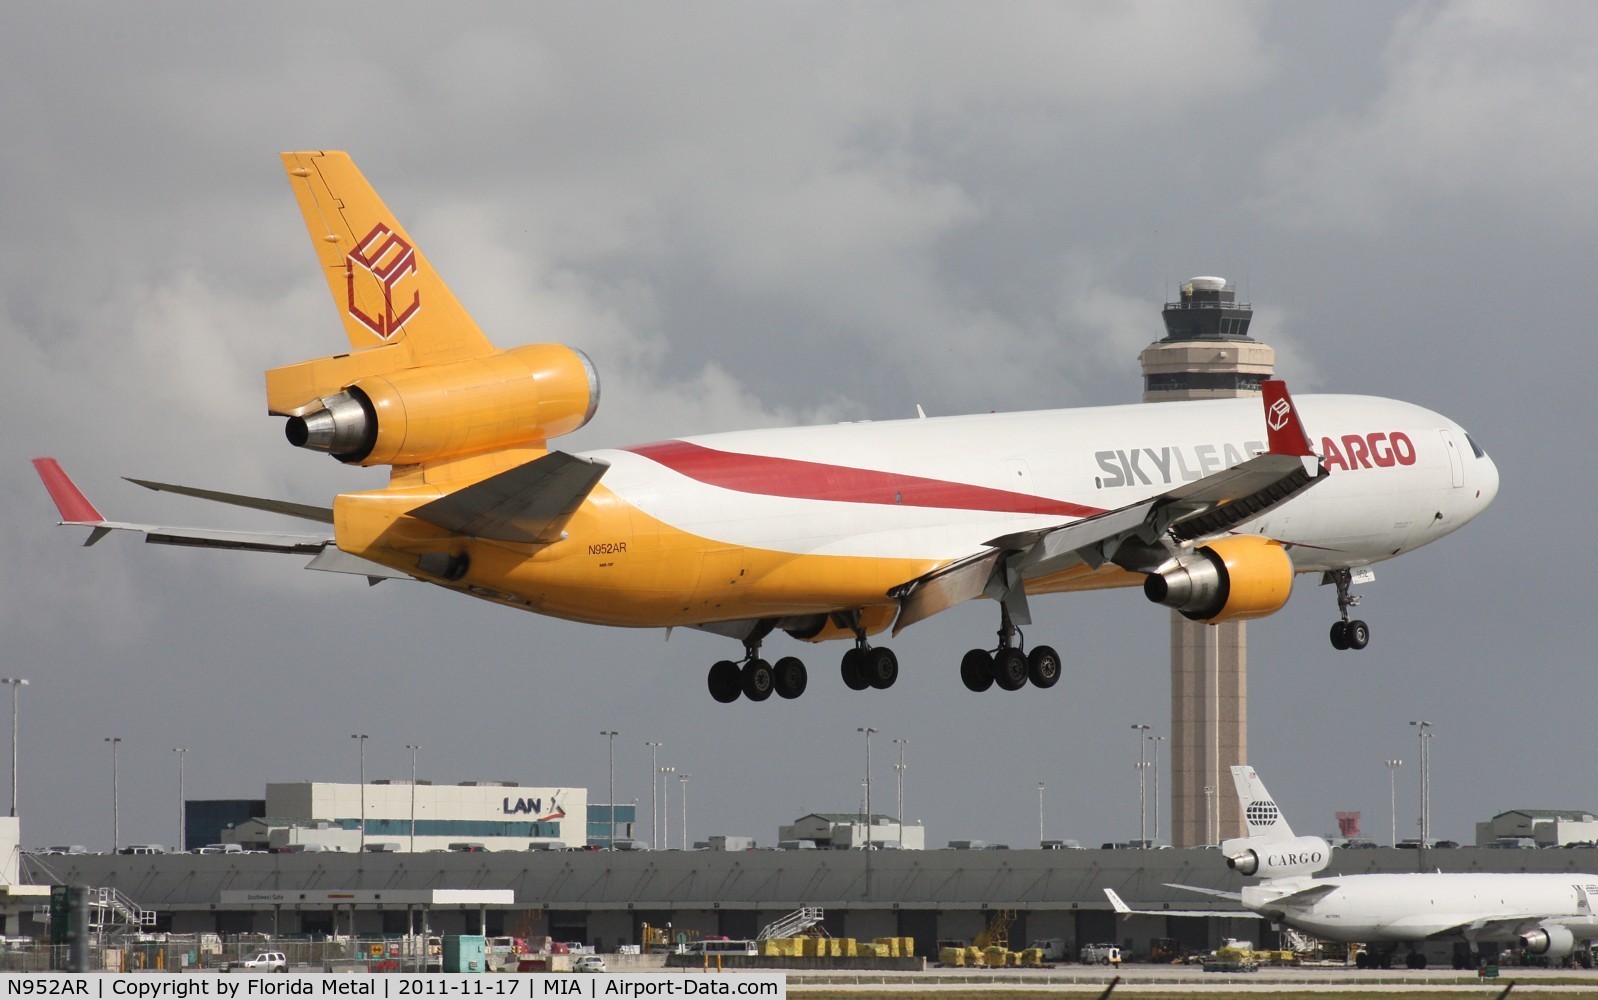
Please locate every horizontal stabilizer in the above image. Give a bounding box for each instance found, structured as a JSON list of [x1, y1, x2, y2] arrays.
[[126, 478, 334, 524], [409, 451, 609, 545], [1105, 886, 1241, 918]]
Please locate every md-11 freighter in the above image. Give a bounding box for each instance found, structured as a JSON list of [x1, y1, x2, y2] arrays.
[[1110, 767, 1598, 969], [35, 152, 1498, 703]]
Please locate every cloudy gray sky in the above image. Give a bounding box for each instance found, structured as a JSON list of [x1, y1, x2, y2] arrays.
[[3, 2, 1593, 855]]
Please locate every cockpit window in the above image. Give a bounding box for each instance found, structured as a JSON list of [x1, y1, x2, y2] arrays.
[[1465, 433, 1485, 459]]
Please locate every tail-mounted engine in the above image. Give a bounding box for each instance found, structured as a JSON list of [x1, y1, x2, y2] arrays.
[[1221, 834, 1331, 878], [282, 343, 599, 466], [1144, 534, 1295, 623]]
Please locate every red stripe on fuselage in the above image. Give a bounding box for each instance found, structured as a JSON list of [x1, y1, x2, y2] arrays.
[[627, 441, 1105, 518]]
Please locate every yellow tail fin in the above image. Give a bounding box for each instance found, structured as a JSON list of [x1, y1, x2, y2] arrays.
[[280, 151, 493, 364]]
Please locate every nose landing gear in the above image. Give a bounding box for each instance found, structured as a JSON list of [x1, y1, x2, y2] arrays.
[[1327, 568, 1371, 651]]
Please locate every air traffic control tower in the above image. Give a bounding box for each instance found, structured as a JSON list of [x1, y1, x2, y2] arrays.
[[1138, 276, 1274, 848]]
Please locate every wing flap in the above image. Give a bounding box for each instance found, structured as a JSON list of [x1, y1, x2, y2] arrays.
[[408, 450, 609, 545]]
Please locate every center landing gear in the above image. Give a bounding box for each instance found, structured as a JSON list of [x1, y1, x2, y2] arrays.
[[706, 633, 809, 703], [1327, 568, 1371, 651], [960, 605, 1060, 694], [839, 631, 899, 692]]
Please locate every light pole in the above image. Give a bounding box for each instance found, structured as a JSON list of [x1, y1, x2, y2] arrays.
[[600, 731, 619, 848], [1131, 723, 1151, 846], [1204, 785, 1215, 846], [1149, 734, 1166, 844], [104, 737, 122, 852], [350, 734, 369, 852], [1037, 782, 1046, 846], [1384, 759, 1403, 846], [678, 773, 690, 851], [856, 727, 877, 849], [1410, 721, 1433, 845], [172, 747, 189, 852], [406, 745, 421, 853], [659, 767, 675, 849], [645, 742, 663, 849], [893, 738, 907, 849], [1, 678, 28, 817]]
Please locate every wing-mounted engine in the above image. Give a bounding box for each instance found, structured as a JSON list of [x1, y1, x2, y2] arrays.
[[276, 344, 600, 466], [1143, 534, 1295, 623], [1519, 924, 1576, 958], [1221, 834, 1331, 878]]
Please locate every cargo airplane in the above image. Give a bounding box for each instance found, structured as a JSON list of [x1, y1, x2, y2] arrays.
[[1108, 766, 1598, 969], [34, 152, 1499, 703]]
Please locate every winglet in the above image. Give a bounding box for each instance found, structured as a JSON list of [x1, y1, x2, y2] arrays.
[[33, 458, 105, 524], [33, 458, 111, 545], [1104, 888, 1132, 914], [1261, 380, 1315, 458]]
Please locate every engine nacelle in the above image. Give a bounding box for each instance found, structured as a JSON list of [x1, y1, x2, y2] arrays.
[[1519, 923, 1576, 958], [284, 344, 599, 466], [1143, 535, 1295, 623], [1221, 835, 1331, 878]]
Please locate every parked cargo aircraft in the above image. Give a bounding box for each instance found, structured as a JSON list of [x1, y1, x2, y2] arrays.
[[1108, 766, 1598, 968], [34, 152, 1498, 703]]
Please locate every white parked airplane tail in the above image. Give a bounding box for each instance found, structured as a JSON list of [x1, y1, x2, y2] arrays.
[[1232, 765, 1295, 841], [1221, 765, 1331, 879]]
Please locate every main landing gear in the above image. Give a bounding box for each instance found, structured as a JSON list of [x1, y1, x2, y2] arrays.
[[1327, 568, 1371, 651], [840, 640, 899, 692], [707, 632, 808, 704], [959, 605, 1061, 694]]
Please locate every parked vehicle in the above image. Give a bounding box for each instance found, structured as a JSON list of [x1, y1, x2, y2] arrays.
[[573, 955, 607, 973], [228, 951, 287, 972], [1080, 943, 1121, 965]]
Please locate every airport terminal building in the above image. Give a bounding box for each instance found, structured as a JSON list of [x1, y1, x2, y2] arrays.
[[219, 781, 589, 853]]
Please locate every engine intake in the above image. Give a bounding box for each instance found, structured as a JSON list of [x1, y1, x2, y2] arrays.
[[1144, 535, 1295, 623], [284, 343, 599, 466]]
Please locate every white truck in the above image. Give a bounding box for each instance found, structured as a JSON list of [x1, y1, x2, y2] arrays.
[[1080, 943, 1121, 965]]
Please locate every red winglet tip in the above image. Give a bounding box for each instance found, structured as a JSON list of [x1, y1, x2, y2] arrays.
[[1260, 380, 1315, 457], [32, 458, 106, 523]]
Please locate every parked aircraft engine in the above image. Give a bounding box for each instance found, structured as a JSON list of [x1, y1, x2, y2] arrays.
[[284, 344, 599, 466], [1519, 924, 1576, 958], [1143, 535, 1294, 622], [1224, 835, 1331, 878]]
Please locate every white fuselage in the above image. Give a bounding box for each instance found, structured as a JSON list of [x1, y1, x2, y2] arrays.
[[591, 393, 1498, 576], [1248, 872, 1598, 944]]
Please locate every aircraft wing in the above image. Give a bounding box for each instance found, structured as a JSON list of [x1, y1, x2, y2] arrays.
[[32, 458, 410, 581], [889, 380, 1324, 634], [1105, 887, 1243, 918], [407, 450, 609, 545]]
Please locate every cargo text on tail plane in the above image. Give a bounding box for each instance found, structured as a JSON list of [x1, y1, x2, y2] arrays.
[[33, 152, 1500, 704]]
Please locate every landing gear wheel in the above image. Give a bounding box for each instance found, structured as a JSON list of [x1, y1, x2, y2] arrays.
[[741, 658, 774, 701], [773, 656, 808, 699], [1354, 952, 1369, 970], [1027, 645, 1061, 689], [1329, 621, 1350, 650], [708, 660, 742, 703], [1405, 952, 1426, 970], [863, 647, 899, 690], [960, 649, 994, 692], [840, 648, 870, 691], [1345, 619, 1370, 650], [994, 648, 1029, 691]]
